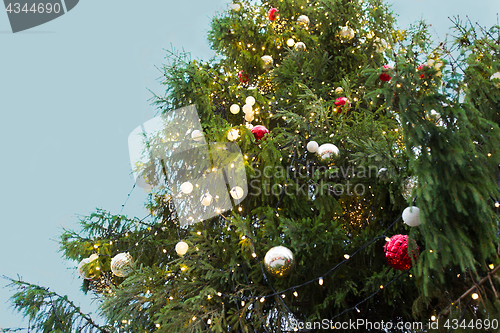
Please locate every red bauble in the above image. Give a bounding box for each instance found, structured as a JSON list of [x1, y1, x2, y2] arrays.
[[379, 65, 393, 82], [238, 71, 249, 83], [383, 234, 419, 271], [268, 8, 279, 21], [251, 125, 269, 141], [417, 64, 428, 79], [334, 97, 351, 113]]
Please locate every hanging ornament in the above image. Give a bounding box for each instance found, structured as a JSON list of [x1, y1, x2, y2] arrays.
[[111, 253, 134, 277], [491, 72, 500, 88], [238, 70, 249, 83], [191, 130, 203, 141], [201, 193, 213, 206], [334, 97, 351, 113], [402, 206, 421, 227], [417, 64, 428, 79], [230, 186, 244, 200], [377, 167, 389, 181], [228, 3, 240, 11], [77, 254, 99, 280], [335, 87, 343, 94], [175, 241, 189, 256], [402, 176, 417, 200], [245, 96, 256, 106], [317, 143, 339, 160], [294, 42, 306, 51], [245, 122, 254, 130], [286, 38, 295, 47], [339, 26, 355, 40], [379, 65, 393, 82], [264, 245, 295, 277], [227, 128, 240, 141], [230, 104, 240, 114], [261, 55, 273, 70], [374, 37, 388, 53], [251, 125, 269, 141], [383, 235, 419, 271], [244, 112, 254, 122], [242, 104, 253, 114], [307, 141, 319, 153], [180, 181, 193, 194], [268, 7, 279, 21], [297, 15, 310, 27]]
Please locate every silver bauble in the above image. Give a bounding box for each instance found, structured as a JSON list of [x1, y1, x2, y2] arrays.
[[261, 55, 273, 70], [111, 253, 134, 277], [317, 143, 340, 160], [402, 176, 417, 200], [264, 246, 295, 277], [294, 42, 306, 51], [297, 15, 310, 27]]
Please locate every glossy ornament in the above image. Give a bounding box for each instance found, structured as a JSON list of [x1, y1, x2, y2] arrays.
[[335, 87, 343, 94], [261, 55, 273, 70], [77, 254, 99, 280], [111, 253, 134, 278], [317, 143, 339, 160], [230, 104, 240, 114], [227, 128, 240, 141], [306, 141, 319, 153], [334, 97, 351, 113], [268, 7, 279, 21], [379, 65, 393, 82], [294, 42, 306, 51], [230, 186, 244, 200], [201, 193, 213, 206], [176, 241, 189, 256], [251, 125, 269, 141], [191, 129, 203, 141], [402, 206, 421, 227], [245, 96, 256, 106], [180, 181, 193, 194], [374, 37, 388, 53], [264, 246, 295, 277], [339, 26, 355, 40], [383, 235, 419, 271], [286, 38, 295, 47], [402, 176, 417, 200], [297, 15, 310, 27], [238, 71, 249, 83], [244, 112, 254, 122], [242, 104, 253, 114]]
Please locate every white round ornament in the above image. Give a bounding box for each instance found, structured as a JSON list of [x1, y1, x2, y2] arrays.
[[244, 112, 254, 122], [317, 143, 339, 159], [227, 128, 240, 141], [230, 186, 244, 200], [264, 246, 295, 277], [306, 141, 319, 153], [230, 104, 240, 114], [402, 206, 421, 227], [111, 253, 134, 277], [191, 130, 203, 141], [297, 15, 310, 27], [201, 193, 213, 206], [294, 42, 306, 51], [261, 55, 273, 70], [228, 3, 240, 11], [339, 26, 355, 40], [242, 104, 253, 114], [286, 38, 295, 47], [245, 96, 256, 106], [175, 241, 189, 256], [180, 181, 193, 194]]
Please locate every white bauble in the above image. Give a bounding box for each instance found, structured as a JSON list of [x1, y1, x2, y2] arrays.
[[245, 96, 256, 106], [244, 112, 254, 122], [242, 104, 253, 114], [286, 38, 295, 47], [201, 193, 213, 206], [175, 241, 189, 256], [297, 15, 310, 27], [180, 181, 193, 194], [77, 258, 91, 280], [339, 26, 355, 40], [230, 186, 244, 200], [230, 104, 240, 114], [227, 128, 240, 141], [294, 42, 306, 51], [306, 141, 319, 153], [111, 253, 134, 277], [261, 55, 273, 70], [317, 143, 339, 159], [191, 130, 203, 141], [402, 206, 421, 227], [491, 72, 500, 88]]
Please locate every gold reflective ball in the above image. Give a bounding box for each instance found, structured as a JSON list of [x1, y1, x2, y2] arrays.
[[264, 246, 294, 277]]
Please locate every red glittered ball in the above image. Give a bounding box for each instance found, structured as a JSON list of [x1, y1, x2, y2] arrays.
[[238, 71, 249, 83], [268, 8, 279, 21], [334, 97, 351, 113], [251, 125, 269, 141], [383, 234, 419, 271], [379, 65, 393, 82]]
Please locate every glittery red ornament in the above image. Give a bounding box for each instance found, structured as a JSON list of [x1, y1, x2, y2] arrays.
[[383, 234, 419, 271], [268, 8, 279, 21], [251, 125, 269, 141], [379, 65, 392, 82], [417, 64, 428, 79], [238, 71, 249, 83], [334, 97, 351, 113]]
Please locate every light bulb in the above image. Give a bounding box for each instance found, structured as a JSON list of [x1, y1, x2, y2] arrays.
[[287, 38, 295, 47], [175, 241, 189, 256], [230, 104, 240, 114], [201, 193, 213, 206], [242, 104, 253, 114], [180, 182, 193, 194], [245, 96, 256, 106]]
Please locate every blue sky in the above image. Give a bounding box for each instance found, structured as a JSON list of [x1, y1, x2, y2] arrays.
[[0, 0, 498, 329]]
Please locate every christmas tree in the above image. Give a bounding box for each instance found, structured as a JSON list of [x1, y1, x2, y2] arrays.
[[5, 0, 500, 332]]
